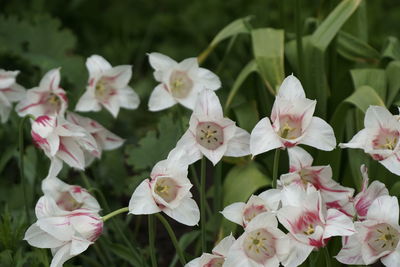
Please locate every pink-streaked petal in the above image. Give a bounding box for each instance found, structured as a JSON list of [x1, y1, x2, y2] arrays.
[[212, 233, 235, 257], [324, 209, 355, 238], [197, 68, 221, 90], [300, 117, 336, 151], [193, 89, 223, 119], [3, 83, 25, 102], [367, 195, 399, 225], [224, 127, 250, 157], [258, 189, 281, 211], [148, 84, 177, 111], [128, 180, 161, 215], [246, 212, 278, 231], [185, 256, 201, 267], [148, 52, 177, 71], [32, 115, 57, 138], [39, 68, 61, 92], [101, 94, 120, 118], [86, 55, 112, 77], [277, 74, 306, 100], [287, 146, 313, 171], [117, 86, 140, 109], [104, 65, 132, 88], [57, 138, 85, 170], [250, 117, 282, 157], [24, 224, 65, 248], [75, 90, 101, 112], [221, 202, 246, 226], [335, 235, 365, 265], [36, 217, 74, 241], [163, 197, 200, 226]]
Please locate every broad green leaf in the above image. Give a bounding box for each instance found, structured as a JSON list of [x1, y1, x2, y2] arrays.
[[310, 0, 362, 50], [233, 100, 259, 133], [382, 36, 400, 60], [337, 31, 380, 64], [251, 28, 284, 94], [350, 69, 387, 100], [223, 162, 270, 206], [198, 16, 252, 63], [390, 181, 400, 197], [125, 114, 181, 171], [108, 241, 143, 266], [224, 60, 257, 113], [386, 61, 400, 106], [23, 146, 37, 185]]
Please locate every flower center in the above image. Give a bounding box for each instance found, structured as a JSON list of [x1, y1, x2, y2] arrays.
[[278, 115, 302, 139], [243, 229, 276, 263], [95, 79, 115, 101], [373, 129, 399, 150], [204, 257, 224, 267], [196, 122, 224, 150], [169, 70, 193, 99], [303, 224, 315, 235], [367, 223, 400, 254], [45, 92, 62, 113], [243, 204, 267, 224], [56, 191, 83, 211], [154, 177, 179, 203]]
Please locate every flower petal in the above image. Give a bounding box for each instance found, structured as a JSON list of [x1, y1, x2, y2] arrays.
[[36, 217, 74, 241], [39, 68, 61, 92], [300, 117, 336, 151], [24, 224, 64, 248], [367, 195, 399, 225], [50, 243, 74, 267], [379, 153, 400, 175], [324, 209, 355, 238], [86, 55, 112, 77], [212, 233, 235, 257], [277, 74, 305, 100], [224, 127, 250, 157], [75, 90, 101, 112], [57, 137, 85, 170], [197, 68, 221, 90], [287, 146, 313, 171], [148, 84, 177, 111], [221, 202, 246, 226], [364, 105, 400, 131], [163, 197, 200, 226], [381, 249, 400, 267], [250, 117, 282, 157], [128, 180, 160, 215], [148, 52, 176, 71], [335, 235, 365, 265], [70, 237, 92, 255], [117, 86, 140, 109], [193, 89, 223, 119], [280, 234, 314, 267], [104, 65, 132, 88]]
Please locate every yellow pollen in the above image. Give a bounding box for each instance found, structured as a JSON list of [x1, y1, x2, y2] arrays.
[[156, 185, 169, 193], [280, 123, 295, 139], [48, 94, 60, 105], [172, 78, 184, 90], [304, 224, 315, 235], [381, 137, 397, 150]]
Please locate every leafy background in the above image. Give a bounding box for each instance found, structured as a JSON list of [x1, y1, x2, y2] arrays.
[[0, 0, 400, 266]]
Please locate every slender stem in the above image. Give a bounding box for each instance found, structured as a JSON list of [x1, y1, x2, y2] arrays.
[[272, 149, 281, 188], [323, 247, 332, 267], [213, 163, 222, 213], [148, 215, 157, 267], [190, 165, 212, 218], [295, 0, 304, 80], [102, 207, 129, 222], [200, 157, 207, 252], [155, 213, 186, 265], [19, 115, 35, 223]]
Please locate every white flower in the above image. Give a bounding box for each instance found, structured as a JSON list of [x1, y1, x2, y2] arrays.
[[128, 148, 199, 226], [250, 75, 336, 157], [66, 112, 124, 165], [279, 147, 355, 217], [353, 165, 388, 220], [175, 89, 250, 165], [336, 195, 400, 267], [340, 105, 400, 175], [147, 52, 221, 111], [24, 177, 102, 267], [16, 68, 67, 118], [0, 69, 25, 123], [31, 115, 100, 171], [221, 189, 280, 228], [75, 55, 140, 117], [185, 234, 235, 267], [277, 184, 355, 267], [223, 212, 290, 267]]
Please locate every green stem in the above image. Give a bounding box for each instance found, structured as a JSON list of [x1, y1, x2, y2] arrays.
[[148, 215, 157, 267], [155, 213, 186, 265], [295, 0, 304, 80], [102, 207, 129, 222], [19, 115, 35, 223], [213, 163, 222, 213], [190, 165, 212, 218], [272, 149, 281, 188], [323, 247, 332, 267], [200, 157, 207, 252]]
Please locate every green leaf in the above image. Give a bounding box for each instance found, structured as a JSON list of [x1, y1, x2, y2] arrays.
[[386, 61, 400, 106], [125, 114, 181, 171], [169, 231, 200, 267], [390, 181, 400, 197], [310, 0, 362, 50], [337, 31, 380, 64], [23, 146, 37, 185], [350, 69, 387, 100], [223, 162, 270, 207], [251, 28, 285, 94], [198, 16, 252, 63], [224, 60, 257, 113], [108, 242, 142, 266], [382, 36, 400, 60], [233, 101, 259, 133]]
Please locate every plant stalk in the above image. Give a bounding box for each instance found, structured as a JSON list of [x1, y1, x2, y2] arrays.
[[200, 157, 207, 252], [148, 215, 157, 267], [295, 0, 304, 80], [102, 207, 129, 222], [323, 246, 332, 267], [272, 149, 281, 188]]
